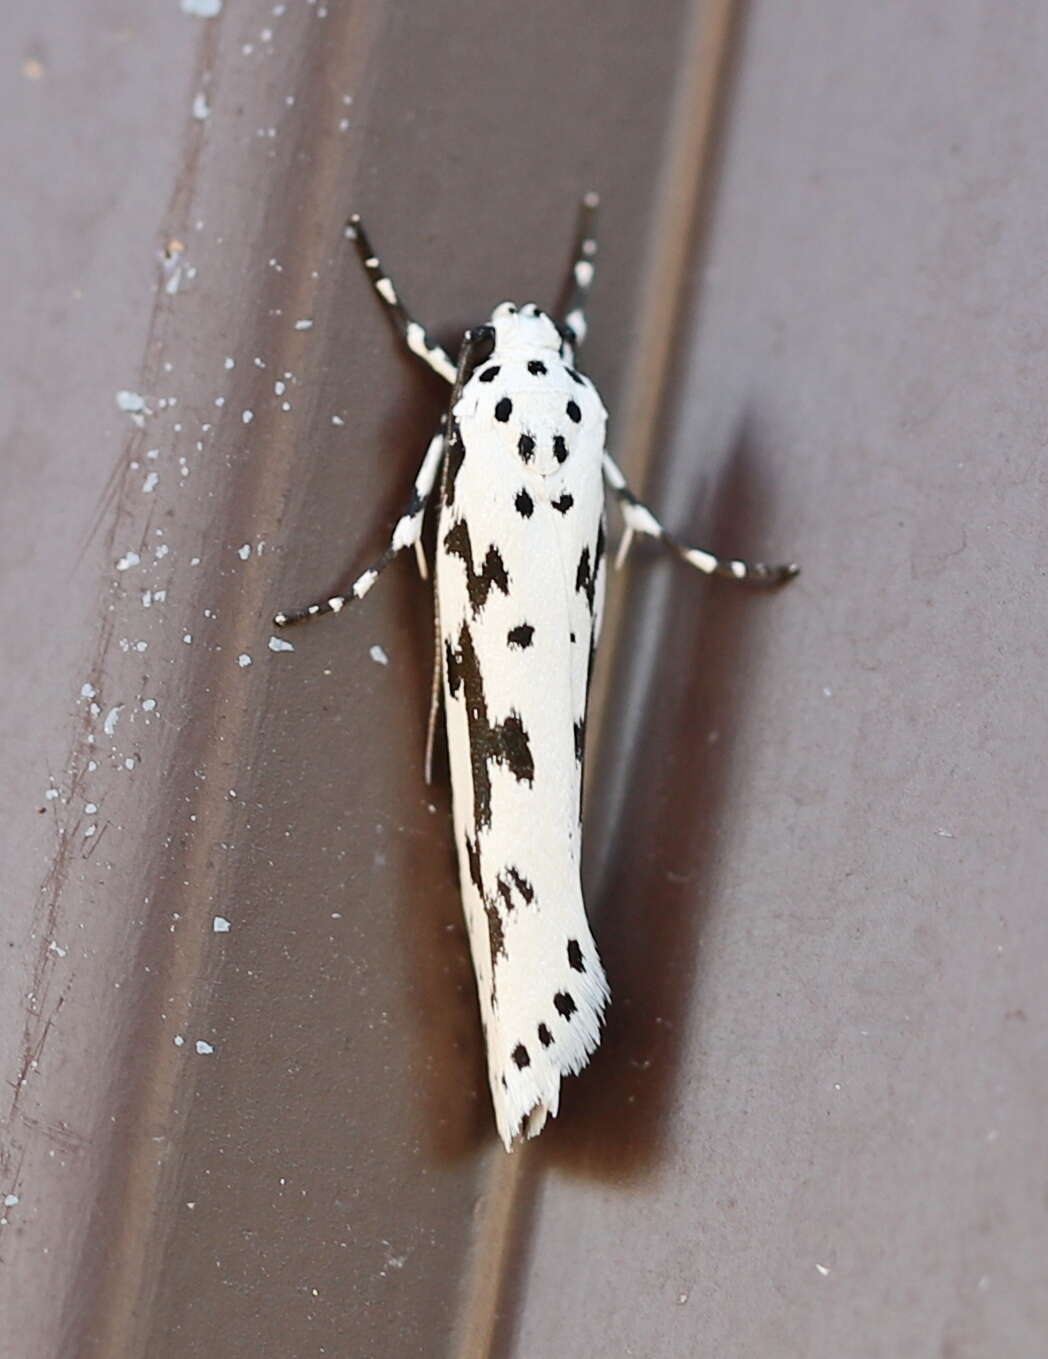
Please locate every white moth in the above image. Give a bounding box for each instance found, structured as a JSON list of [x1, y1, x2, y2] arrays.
[[275, 195, 797, 1149]]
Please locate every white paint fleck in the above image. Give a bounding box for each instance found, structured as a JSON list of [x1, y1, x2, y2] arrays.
[[213, 916, 231, 933], [48, 941, 67, 958], [242, 409, 254, 424], [124, 758, 135, 770], [274, 380, 286, 396], [237, 654, 252, 668], [268, 636, 295, 652], [80, 683, 96, 699], [192, 92, 210, 120], [155, 544, 169, 559], [103, 705, 124, 737], [294, 318, 313, 330], [195, 1040, 214, 1055], [142, 471, 159, 493], [116, 390, 147, 413], [116, 551, 140, 571], [174, 1035, 185, 1047], [822, 686, 834, 698], [331, 415, 344, 426], [4, 1195, 18, 1208], [84, 825, 96, 839], [85, 803, 98, 815], [224, 356, 235, 370], [369, 644, 389, 666], [238, 543, 251, 560], [936, 828, 955, 839], [183, 633, 193, 644], [141, 698, 157, 713], [180, 0, 222, 14], [815, 1263, 831, 1277]]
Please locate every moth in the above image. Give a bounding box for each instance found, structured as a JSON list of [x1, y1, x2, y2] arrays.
[[275, 195, 798, 1149]]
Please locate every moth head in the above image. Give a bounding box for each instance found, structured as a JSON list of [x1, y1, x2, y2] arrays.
[[488, 301, 570, 356]]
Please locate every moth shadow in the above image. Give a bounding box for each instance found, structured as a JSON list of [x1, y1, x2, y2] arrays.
[[539, 421, 794, 1182]]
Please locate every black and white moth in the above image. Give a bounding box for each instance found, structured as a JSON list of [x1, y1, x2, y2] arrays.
[[275, 195, 798, 1149]]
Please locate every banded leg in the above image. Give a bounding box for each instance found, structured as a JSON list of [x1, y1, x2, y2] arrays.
[[273, 425, 446, 627], [346, 215, 457, 385], [602, 453, 799, 585], [558, 191, 599, 347]]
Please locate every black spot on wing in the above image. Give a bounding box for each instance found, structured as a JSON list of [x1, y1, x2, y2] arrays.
[[446, 623, 535, 832], [445, 638, 462, 697], [507, 623, 534, 649], [465, 833, 483, 893], [444, 519, 509, 615], [517, 433, 535, 464], [573, 718, 585, 763], [494, 396, 513, 422], [567, 367, 584, 385], [566, 399, 581, 424], [553, 435, 568, 464], [538, 1023, 553, 1048], [567, 938, 585, 972], [527, 359, 547, 376], [553, 493, 574, 514], [495, 865, 533, 912], [515, 489, 534, 518], [512, 1044, 531, 1069], [575, 546, 596, 611], [478, 365, 501, 383], [485, 901, 506, 982], [554, 991, 577, 1019], [507, 867, 535, 904]]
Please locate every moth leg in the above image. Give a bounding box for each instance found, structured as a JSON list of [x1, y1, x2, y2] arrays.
[[557, 191, 599, 347], [346, 215, 457, 385], [602, 452, 799, 585], [273, 425, 446, 627]]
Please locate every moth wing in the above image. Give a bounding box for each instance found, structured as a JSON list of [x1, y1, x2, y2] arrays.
[[438, 378, 609, 1148]]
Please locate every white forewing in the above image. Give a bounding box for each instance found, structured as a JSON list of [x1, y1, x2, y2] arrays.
[[437, 336, 610, 1148]]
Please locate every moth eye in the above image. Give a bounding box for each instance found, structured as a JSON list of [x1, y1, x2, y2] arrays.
[[524, 303, 539, 316], [467, 325, 496, 369]]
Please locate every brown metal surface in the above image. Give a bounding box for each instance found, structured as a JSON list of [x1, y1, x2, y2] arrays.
[[4, 1, 1047, 1357]]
